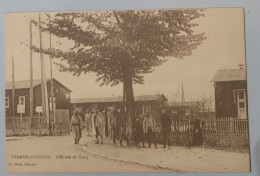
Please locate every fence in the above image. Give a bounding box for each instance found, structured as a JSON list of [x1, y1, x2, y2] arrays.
[[170, 117, 249, 148], [6, 116, 50, 136], [6, 109, 70, 136]]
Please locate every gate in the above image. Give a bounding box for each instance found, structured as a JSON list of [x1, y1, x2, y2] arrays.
[[51, 109, 70, 135]]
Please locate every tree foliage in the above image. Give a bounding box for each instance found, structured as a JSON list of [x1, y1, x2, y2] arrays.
[[33, 9, 206, 87]]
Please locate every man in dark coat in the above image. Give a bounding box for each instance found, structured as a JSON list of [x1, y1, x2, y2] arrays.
[[192, 114, 203, 146], [160, 108, 171, 148], [133, 117, 145, 148], [109, 106, 123, 147]]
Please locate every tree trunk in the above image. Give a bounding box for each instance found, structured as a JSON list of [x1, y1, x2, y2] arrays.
[[123, 72, 135, 145]]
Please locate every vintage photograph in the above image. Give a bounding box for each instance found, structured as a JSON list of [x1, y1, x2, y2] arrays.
[[5, 8, 250, 172]]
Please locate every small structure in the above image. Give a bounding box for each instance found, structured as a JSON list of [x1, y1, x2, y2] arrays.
[[71, 94, 168, 115], [167, 101, 201, 118], [5, 78, 71, 117], [211, 66, 247, 119]]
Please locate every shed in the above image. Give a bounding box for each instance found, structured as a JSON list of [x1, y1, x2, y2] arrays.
[[211, 68, 247, 119], [5, 78, 71, 117]]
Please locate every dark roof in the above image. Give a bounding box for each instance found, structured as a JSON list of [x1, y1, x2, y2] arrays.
[[71, 94, 168, 104], [211, 69, 246, 82], [5, 78, 72, 92]]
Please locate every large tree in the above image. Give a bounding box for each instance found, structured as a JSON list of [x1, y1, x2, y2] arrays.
[[34, 9, 206, 140]]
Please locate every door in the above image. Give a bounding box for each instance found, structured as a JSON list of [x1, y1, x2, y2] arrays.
[[237, 91, 247, 119]]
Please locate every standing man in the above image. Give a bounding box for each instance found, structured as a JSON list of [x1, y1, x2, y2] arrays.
[[133, 117, 145, 148], [143, 112, 158, 148], [85, 109, 92, 136], [110, 105, 123, 147], [160, 108, 171, 148], [192, 114, 203, 146], [93, 109, 100, 144], [70, 110, 84, 145], [98, 110, 106, 144]]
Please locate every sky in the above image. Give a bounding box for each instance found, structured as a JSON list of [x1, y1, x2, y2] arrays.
[[4, 8, 246, 102]]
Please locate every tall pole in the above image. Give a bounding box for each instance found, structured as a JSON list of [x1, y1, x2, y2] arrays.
[[49, 15, 55, 133], [181, 81, 185, 120], [12, 55, 15, 117], [11, 55, 16, 134], [39, 14, 46, 116], [29, 19, 34, 135], [39, 14, 50, 133], [49, 16, 54, 100], [30, 20, 34, 118]]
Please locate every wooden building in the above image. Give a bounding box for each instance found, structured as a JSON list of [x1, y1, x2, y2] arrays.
[[211, 67, 247, 119], [71, 94, 168, 115], [167, 101, 201, 118], [5, 78, 71, 117]]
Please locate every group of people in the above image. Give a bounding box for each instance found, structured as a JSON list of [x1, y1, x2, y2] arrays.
[[70, 106, 124, 146], [133, 108, 171, 148], [70, 107, 203, 148]]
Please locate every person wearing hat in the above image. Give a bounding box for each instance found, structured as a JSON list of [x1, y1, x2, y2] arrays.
[[85, 109, 92, 136], [192, 114, 203, 146], [109, 105, 123, 147], [143, 112, 157, 148], [133, 116, 145, 148], [93, 109, 105, 144], [70, 110, 84, 145], [160, 108, 171, 148]]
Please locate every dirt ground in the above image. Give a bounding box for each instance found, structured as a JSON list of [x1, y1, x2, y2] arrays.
[[6, 131, 251, 173]]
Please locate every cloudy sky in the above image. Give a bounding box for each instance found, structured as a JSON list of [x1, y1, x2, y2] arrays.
[[5, 8, 246, 102]]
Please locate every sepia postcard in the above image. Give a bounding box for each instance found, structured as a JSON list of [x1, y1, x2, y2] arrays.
[[5, 7, 250, 172]]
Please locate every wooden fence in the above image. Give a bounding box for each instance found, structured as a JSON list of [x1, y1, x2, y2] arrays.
[[6, 109, 70, 136], [6, 116, 50, 136], [170, 117, 249, 148]]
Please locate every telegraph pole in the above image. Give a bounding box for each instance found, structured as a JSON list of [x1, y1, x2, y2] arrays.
[[29, 19, 34, 135], [29, 20, 34, 119], [49, 14, 55, 134], [39, 14, 50, 133], [11, 55, 16, 134], [39, 14, 46, 116], [181, 81, 185, 120]]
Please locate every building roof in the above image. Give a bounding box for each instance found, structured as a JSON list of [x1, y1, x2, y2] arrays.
[[167, 101, 200, 107], [211, 69, 246, 82], [71, 94, 168, 104], [5, 78, 72, 92]]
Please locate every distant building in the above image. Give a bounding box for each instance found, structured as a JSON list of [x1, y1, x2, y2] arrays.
[[211, 67, 247, 119], [5, 78, 71, 117], [167, 101, 201, 118], [71, 94, 168, 115]]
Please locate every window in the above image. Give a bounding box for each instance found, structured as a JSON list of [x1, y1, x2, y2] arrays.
[[239, 92, 245, 99], [5, 97, 9, 108], [19, 96, 25, 105], [239, 102, 245, 108]]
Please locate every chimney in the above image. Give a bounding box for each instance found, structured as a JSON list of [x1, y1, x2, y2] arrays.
[[238, 64, 245, 69]]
